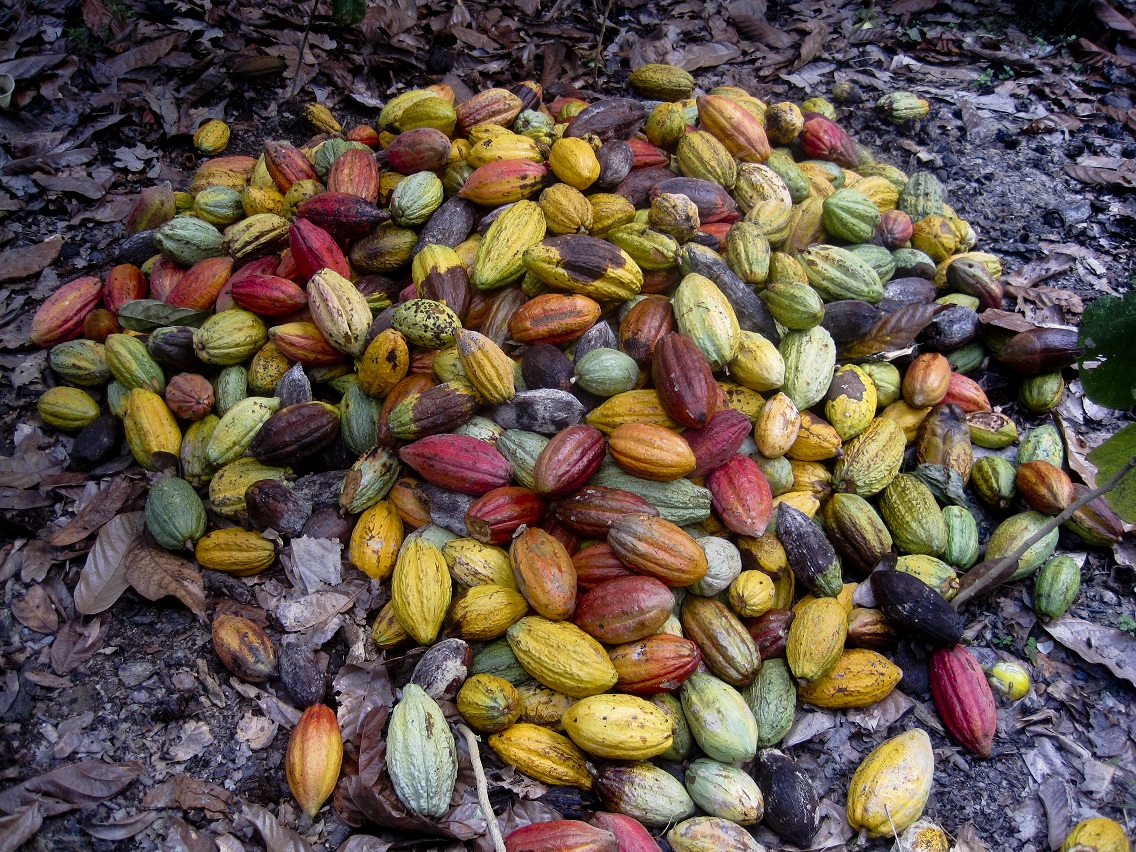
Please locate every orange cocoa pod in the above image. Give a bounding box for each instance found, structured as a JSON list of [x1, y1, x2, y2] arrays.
[[608, 421, 697, 481], [264, 140, 319, 192], [553, 486, 659, 538], [327, 147, 381, 203], [166, 256, 234, 310], [607, 513, 708, 586], [508, 293, 601, 345], [1015, 460, 1074, 515], [31, 276, 104, 348], [902, 352, 951, 408], [286, 704, 343, 818], [696, 94, 771, 163], [104, 264, 148, 314], [941, 372, 991, 413], [510, 526, 578, 621]]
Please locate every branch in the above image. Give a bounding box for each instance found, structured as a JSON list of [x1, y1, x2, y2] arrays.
[[592, 0, 614, 87], [457, 723, 505, 852], [288, 0, 320, 102], [954, 455, 1136, 609]]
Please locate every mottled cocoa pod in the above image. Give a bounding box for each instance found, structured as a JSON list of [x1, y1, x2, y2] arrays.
[[410, 638, 473, 701], [279, 644, 326, 708], [246, 479, 313, 537]]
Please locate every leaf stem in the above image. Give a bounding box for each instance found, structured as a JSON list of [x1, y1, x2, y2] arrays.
[[457, 723, 505, 852], [955, 455, 1136, 608]]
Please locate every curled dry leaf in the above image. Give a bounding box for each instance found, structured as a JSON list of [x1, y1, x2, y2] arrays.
[[73, 512, 144, 616], [0, 760, 142, 817], [124, 539, 206, 619]]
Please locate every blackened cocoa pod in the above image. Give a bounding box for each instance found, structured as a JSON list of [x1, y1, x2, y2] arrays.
[[870, 567, 964, 647], [994, 327, 1083, 373], [116, 230, 157, 266], [364, 306, 396, 350], [416, 482, 476, 537], [653, 178, 739, 224], [821, 300, 886, 343], [413, 196, 477, 254], [301, 505, 356, 540], [72, 415, 122, 469], [488, 389, 585, 435], [679, 243, 780, 342], [418, 265, 471, 322], [537, 787, 604, 822], [246, 479, 313, 537], [746, 608, 795, 659], [278, 644, 326, 708], [919, 304, 978, 352], [522, 343, 575, 391], [147, 326, 201, 373], [317, 432, 356, 472], [274, 364, 313, 407], [476, 203, 509, 236], [292, 471, 348, 509], [595, 140, 634, 191], [409, 637, 473, 701], [776, 505, 843, 598], [615, 166, 675, 207], [565, 98, 647, 142], [756, 750, 821, 848], [688, 231, 721, 249], [480, 287, 528, 349], [509, 81, 543, 112], [620, 294, 674, 365], [573, 320, 619, 363], [553, 486, 659, 537], [357, 274, 404, 303], [877, 277, 937, 313], [945, 257, 1004, 309], [251, 402, 341, 465]]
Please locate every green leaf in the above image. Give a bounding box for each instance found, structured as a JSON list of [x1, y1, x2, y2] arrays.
[[1087, 423, 1136, 524], [1079, 290, 1136, 410], [332, 0, 366, 26], [117, 300, 211, 332]]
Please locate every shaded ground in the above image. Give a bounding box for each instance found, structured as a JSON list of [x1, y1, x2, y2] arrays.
[[2, 0, 1136, 849]]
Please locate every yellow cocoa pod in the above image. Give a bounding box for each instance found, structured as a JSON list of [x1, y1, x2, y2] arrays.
[[507, 616, 618, 698], [1061, 817, 1130, 852], [825, 364, 878, 442], [370, 601, 410, 649], [456, 328, 515, 403], [755, 392, 801, 458], [357, 329, 410, 398], [194, 119, 230, 155], [787, 411, 843, 461], [349, 500, 404, 580], [457, 674, 522, 733], [797, 648, 902, 709], [540, 183, 594, 235], [847, 728, 935, 837], [488, 722, 592, 788], [786, 596, 847, 682], [561, 694, 674, 760], [729, 330, 785, 393], [517, 680, 576, 728], [195, 527, 276, 575], [124, 388, 182, 470], [586, 389, 680, 434], [549, 137, 601, 190], [727, 570, 776, 618], [37, 387, 100, 432], [391, 537, 452, 645], [248, 342, 292, 396], [443, 538, 516, 589], [588, 192, 636, 237], [209, 457, 291, 516], [672, 273, 741, 370], [448, 584, 529, 641]]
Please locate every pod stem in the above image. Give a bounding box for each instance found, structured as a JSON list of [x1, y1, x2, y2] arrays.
[[954, 455, 1136, 608], [457, 723, 505, 852]]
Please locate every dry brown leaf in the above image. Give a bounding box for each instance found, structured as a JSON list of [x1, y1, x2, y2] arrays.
[[74, 512, 144, 616], [11, 584, 58, 634], [124, 539, 206, 619], [1064, 156, 1136, 187], [1002, 252, 1078, 287], [0, 236, 63, 285], [791, 22, 830, 71], [48, 476, 139, 547], [0, 760, 141, 817], [1094, 0, 1136, 34], [0, 804, 43, 852], [1043, 617, 1136, 686], [1023, 114, 1082, 134], [50, 617, 110, 676]]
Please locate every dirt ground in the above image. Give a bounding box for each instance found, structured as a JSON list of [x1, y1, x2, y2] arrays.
[[1, 0, 1136, 849]]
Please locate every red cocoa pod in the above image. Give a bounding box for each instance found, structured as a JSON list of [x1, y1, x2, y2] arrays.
[[231, 275, 309, 317], [289, 219, 351, 281], [553, 486, 659, 538], [652, 332, 718, 428], [532, 424, 607, 496], [696, 221, 731, 252], [608, 633, 701, 695], [940, 371, 991, 413], [1015, 460, 1074, 515], [228, 255, 280, 287], [327, 147, 381, 203], [801, 113, 858, 168], [619, 294, 674, 365], [465, 486, 547, 544], [398, 434, 513, 496], [995, 327, 1083, 374], [707, 453, 773, 537], [572, 542, 636, 589], [745, 608, 795, 659], [627, 138, 670, 169], [275, 249, 301, 282], [930, 644, 997, 757], [386, 127, 453, 174], [574, 576, 675, 644], [104, 264, 148, 314], [165, 372, 214, 420], [878, 209, 913, 249], [296, 192, 389, 242], [683, 408, 753, 478], [347, 125, 380, 146], [504, 820, 618, 852], [589, 813, 662, 852], [31, 276, 104, 347], [148, 256, 186, 302], [166, 256, 234, 310], [511, 526, 578, 621], [264, 139, 319, 192]]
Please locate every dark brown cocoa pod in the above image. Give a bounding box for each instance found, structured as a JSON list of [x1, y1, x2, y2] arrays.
[[553, 486, 659, 537], [845, 607, 899, 652], [292, 471, 347, 509], [919, 305, 978, 352], [246, 479, 313, 537], [72, 415, 122, 469], [595, 140, 634, 191], [615, 166, 675, 207], [409, 637, 473, 701], [680, 243, 780, 342], [521, 343, 575, 392], [572, 320, 620, 363], [892, 251, 936, 279], [278, 644, 326, 708], [565, 98, 647, 142], [251, 402, 342, 466], [945, 257, 1004, 309], [418, 264, 471, 322], [652, 332, 718, 428], [479, 287, 528, 349], [821, 300, 886, 343], [994, 327, 1083, 373], [509, 80, 543, 112], [274, 364, 313, 408], [776, 505, 843, 598], [147, 326, 200, 373], [620, 295, 674, 365], [537, 786, 603, 822], [745, 608, 795, 659], [300, 506, 357, 541], [756, 750, 821, 848], [870, 566, 964, 647], [877, 277, 936, 313]]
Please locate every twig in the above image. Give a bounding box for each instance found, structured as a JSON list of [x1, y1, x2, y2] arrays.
[[288, 0, 320, 102], [457, 723, 505, 852], [592, 0, 614, 87], [954, 456, 1136, 609]]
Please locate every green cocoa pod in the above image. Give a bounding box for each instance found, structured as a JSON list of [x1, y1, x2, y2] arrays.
[[1017, 423, 1064, 468], [145, 476, 208, 551], [988, 511, 1060, 581], [679, 671, 758, 764], [941, 505, 980, 570], [878, 473, 946, 556], [742, 657, 796, 748], [1033, 554, 1080, 621], [971, 455, 1017, 511]]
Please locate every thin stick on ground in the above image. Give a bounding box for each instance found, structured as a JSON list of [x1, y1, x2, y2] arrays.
[[592, 0, 614, 87], [457, 723, 505, 852], [288, 0, 320, 102]]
